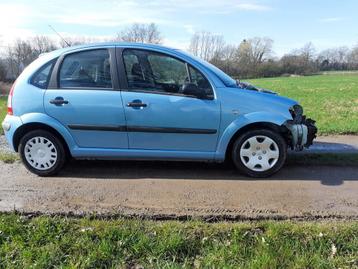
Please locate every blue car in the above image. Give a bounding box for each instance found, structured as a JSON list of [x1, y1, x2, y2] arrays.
[[2, 43, 317, 177]]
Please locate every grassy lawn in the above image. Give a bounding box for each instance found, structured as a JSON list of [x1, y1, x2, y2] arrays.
[[0, 96, 6, 122], [0, 97, 6, 135], [0, 214, 357, 268], [248, 73, 358, 135]]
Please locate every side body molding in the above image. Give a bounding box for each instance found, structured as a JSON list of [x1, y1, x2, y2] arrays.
[[215, 111, 290, 160], [20, 113, 78, 153]]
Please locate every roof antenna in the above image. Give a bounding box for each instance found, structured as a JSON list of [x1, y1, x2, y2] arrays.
[[48, 25, 70, 47]]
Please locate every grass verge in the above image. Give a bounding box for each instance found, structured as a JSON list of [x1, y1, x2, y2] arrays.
[[0, 152, 18, 163], [0, 213, 357, 268], [0, 97, 6, 135]]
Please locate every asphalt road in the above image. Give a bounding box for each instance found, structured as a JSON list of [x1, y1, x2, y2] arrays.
[[0, 160, 357, 220]]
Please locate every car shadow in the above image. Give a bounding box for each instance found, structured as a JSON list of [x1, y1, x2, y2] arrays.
[[57, 158, 358, 186]]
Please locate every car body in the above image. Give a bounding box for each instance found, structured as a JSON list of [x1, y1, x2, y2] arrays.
[[2, 42, 317, 177]]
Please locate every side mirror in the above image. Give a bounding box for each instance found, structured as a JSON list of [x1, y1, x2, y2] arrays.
[[182, 83, 206, 99]]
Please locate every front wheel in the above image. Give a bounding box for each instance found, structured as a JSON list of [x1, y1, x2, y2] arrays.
[[232, 129, 287, 177], [19, 130, 66, 176]]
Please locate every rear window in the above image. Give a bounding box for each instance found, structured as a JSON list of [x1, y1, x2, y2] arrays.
[[30, 60, 56, 89], [59, 49, 112, 89]]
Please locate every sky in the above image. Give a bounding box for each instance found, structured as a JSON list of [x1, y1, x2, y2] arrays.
[[0, 0, 357, 56]]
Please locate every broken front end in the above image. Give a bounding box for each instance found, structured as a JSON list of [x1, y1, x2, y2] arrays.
[[284, 104, 317, 150]]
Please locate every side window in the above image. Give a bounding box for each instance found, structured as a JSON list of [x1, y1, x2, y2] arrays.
[[147, 54, 188, 93], [189, 66, 214, 98], [123, 49, 188, 94], [30, 60, 55, 89], [59, 49, 112, 88], [122, 49, 213, 99], [122, 51, 151, 88]]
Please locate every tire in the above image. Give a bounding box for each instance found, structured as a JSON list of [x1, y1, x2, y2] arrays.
[[232, 129, 287, 178], [19, 130, 66, 176]]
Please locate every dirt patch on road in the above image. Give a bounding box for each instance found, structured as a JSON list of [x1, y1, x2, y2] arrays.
[[1, 160, 358, 220]]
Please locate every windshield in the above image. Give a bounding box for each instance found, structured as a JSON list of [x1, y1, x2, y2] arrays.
[[177, 50, 237, 87]]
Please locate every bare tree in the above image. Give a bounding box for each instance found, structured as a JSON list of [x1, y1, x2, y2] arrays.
[[235, 37, 273, 77], [298, 42, 316, 62], [248, 37, 273, 65], [6, 39, 36, 78], [58, 36, 104, 48], [0, 59, 7, 81], [280, 43, 319, 75], [116, 23, 162, 44], [31, 35, 58, 55], [188, 31, 225, 61], [318, 47, 349, 70]]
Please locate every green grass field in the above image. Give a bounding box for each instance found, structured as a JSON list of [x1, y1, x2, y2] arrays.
[[0, 214, 357, 268], [0, 73, 357, 135], [248, 73, 358, 134], [0, 97, 6, 135], [0, 96, 6, 123]]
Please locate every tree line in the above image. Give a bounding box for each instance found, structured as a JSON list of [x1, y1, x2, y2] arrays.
[[1, 23, 357, 81], [188, 32, 358, 78]]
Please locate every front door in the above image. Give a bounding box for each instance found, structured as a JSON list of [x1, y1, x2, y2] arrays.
[[119, 48, 220, 152], [44, 48, 128, 149]]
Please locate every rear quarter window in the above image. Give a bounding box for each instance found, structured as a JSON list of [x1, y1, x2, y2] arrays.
[[30, 59, 56, 89], [59, 49, 112, 89]]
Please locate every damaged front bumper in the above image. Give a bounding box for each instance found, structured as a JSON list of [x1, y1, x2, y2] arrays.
[[284, 116, 317, 151]]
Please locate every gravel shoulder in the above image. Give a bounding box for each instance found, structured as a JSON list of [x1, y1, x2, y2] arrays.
[[1, 160, 357, 220]]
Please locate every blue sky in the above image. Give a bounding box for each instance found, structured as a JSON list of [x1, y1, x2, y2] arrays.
[[0, 0, 357, 55]]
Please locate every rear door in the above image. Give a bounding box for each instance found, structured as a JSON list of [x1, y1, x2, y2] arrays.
[[44, 48, 128, 149]]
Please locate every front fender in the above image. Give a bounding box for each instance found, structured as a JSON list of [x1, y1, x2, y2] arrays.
[[215, 111, 290, 160], [20, 113, 78, 152]]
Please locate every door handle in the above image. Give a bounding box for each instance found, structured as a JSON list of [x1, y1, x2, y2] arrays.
[[49, 97, 69, 106], [126, 102, 147, 108]]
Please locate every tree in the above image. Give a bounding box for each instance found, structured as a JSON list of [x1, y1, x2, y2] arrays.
[[214, 44, 239, 75], [318, 47, 349, 70], [0, 59, 7, 81], [6, 39, 36, 78], [347, 45, 358, 70], [116, 23, 162, 44], [58, 36, 103, 48], [188, 31, 225, 62], [235, 37, 273, 78], [248, 37, 273, 65], [31, 35, 58, 55]]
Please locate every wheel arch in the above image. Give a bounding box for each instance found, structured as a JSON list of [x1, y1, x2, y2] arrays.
[[215, 111, 292, 161], [224, 121, 289, 161], [13, 122, 72, 157]]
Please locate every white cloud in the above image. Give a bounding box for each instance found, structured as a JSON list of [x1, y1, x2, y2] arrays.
[[319, 17, 345, 23], [236, 3, 271, 11], [0, 3, 35, 44]]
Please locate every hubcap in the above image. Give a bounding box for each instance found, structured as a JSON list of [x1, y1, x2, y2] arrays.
[[240, 135, 279, 172], [24, 136, 58, 170]]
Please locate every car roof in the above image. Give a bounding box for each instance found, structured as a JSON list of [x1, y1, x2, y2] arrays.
[[47, 42, 181, 58]]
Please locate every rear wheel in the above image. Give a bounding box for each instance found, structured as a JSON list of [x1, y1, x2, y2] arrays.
[[232, 129, 287, 177], [19, 130, 66, 176]]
